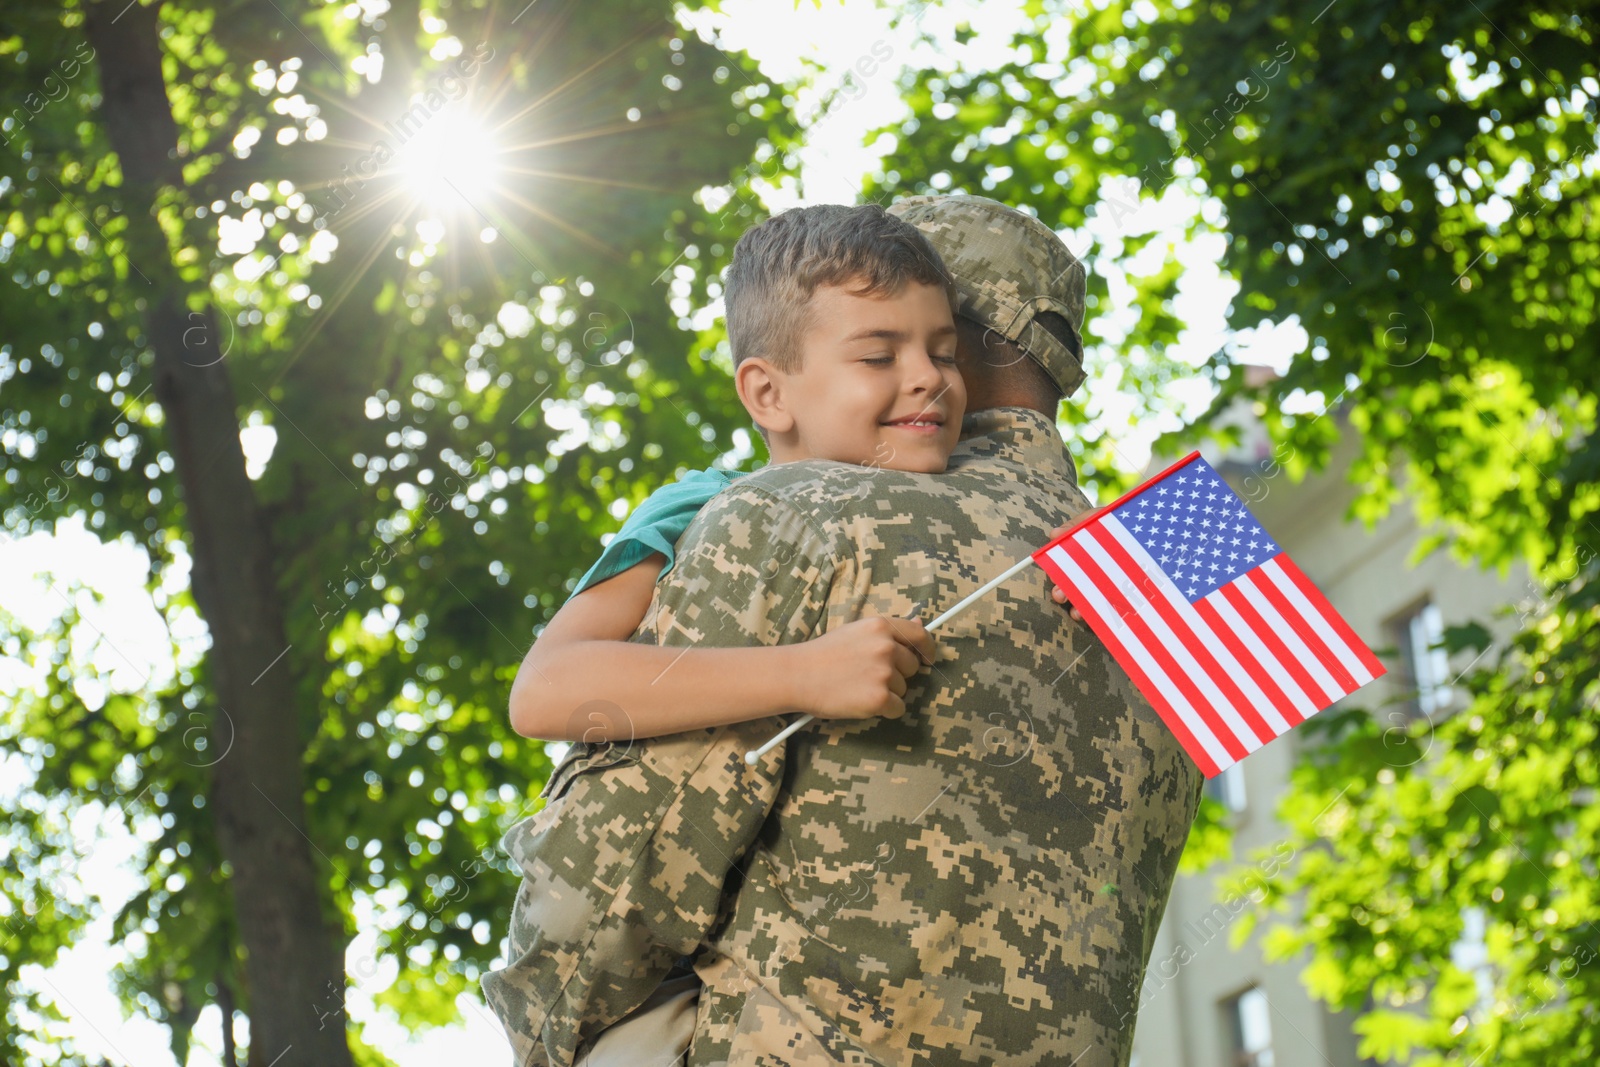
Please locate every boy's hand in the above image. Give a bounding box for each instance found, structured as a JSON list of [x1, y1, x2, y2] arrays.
[[794, 615, 935, 721], [1044, 519, 1097, 623]]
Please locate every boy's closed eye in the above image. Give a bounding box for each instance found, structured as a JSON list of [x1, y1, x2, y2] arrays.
[[862, 353, 959, 365]]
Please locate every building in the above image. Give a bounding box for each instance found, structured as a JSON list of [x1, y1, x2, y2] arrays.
[[1127, 400, 1528, 1067]]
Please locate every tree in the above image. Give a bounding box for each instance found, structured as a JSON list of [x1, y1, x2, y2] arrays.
[[868, 0, 1598, 1061], [0, 0, 782, 1062]]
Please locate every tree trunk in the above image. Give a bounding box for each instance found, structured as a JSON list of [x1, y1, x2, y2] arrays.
[[82, 4, 353, 1065], [218, 971, 239, 1067]]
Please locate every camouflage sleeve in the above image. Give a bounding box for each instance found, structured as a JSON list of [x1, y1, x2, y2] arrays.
[[639, 479, 847, 651], [617, 480, 850, 960], [481, 484, 850, 1067]]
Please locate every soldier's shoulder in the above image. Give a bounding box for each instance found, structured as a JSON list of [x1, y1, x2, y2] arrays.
[[718, 455, 1093, 534], [719, 460, 908, 510], [739, 459, 977, 514], [685, 462, 877, 558], [734, 458, 867, 496]]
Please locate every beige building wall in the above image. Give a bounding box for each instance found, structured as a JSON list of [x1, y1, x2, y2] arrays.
[[1127, 417, 1529, 1067]]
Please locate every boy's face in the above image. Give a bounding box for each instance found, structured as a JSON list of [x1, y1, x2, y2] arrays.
[[762, 280, 965, 473]]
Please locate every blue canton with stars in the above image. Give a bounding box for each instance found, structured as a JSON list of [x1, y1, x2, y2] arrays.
[[1110, 455, 1282, 603]]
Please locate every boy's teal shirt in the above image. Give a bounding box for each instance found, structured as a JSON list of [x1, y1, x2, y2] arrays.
[[568, 468, 746, 602]]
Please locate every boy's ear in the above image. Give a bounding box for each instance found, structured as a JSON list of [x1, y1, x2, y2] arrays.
[[734, 357, 796, 436]]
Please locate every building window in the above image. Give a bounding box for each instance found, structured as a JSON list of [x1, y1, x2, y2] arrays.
[[1392, 599, 1453, 719], [1223, 986, 1275, 1067], [1204, 763, 1247, 813]]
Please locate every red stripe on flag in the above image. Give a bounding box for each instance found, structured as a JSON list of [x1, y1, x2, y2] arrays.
[[1250, 564, 1360, 695], [1272, 555, 1386, 680], [1087, 524, 1276, 746], [1062, 537, 1250, 764], [1192, 596, 1300, 729], [1034, 550, 1221, 777], [1219, 582, 1322, 723], [1198, 591, 1317, 723]]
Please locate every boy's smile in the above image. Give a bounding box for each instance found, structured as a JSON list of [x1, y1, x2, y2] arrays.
[[748, 280, 966, 473]]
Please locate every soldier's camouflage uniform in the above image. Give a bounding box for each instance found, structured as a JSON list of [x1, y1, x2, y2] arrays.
[[483, 407, 1202, 1066], [481, 194, 1203, 1066]]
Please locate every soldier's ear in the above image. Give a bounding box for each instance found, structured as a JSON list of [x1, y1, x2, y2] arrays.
[[735, 356, 796, 437]]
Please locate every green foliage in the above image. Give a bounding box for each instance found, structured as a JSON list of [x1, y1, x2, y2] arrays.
[[5, 0, 1597, 1061], [1264, 582, 1600, 1064], [874, 0, 1597, 565], [0, 0, 787, 1060], [869, 0, 1598, 1059], [1176, 795, 1233, 874]]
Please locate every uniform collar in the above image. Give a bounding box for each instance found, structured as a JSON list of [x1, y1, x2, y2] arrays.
[[951, 406, 1079, 486]]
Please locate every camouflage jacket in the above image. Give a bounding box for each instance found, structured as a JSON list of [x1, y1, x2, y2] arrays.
[[481, 407, 1203, 1066]]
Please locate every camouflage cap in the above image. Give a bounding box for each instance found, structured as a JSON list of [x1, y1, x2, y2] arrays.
[[887, 194, 1087, 398]]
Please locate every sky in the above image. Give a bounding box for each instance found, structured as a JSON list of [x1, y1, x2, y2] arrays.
[[0, 1, 1303, 1063]]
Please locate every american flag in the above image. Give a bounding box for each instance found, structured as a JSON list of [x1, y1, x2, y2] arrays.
[[1033, 452, 1385, 778]]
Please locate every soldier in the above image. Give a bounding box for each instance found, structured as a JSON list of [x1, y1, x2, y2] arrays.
[[482, 195, 1203, 1067]]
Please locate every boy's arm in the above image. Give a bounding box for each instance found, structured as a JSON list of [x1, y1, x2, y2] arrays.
[[508, 555, 812, 740], [509, 507, 930, 741]]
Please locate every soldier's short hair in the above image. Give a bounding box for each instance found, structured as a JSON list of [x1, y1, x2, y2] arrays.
[[725, 204, 956, 373]]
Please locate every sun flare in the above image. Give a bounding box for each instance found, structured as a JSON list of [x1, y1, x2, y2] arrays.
[[394, 109, 502, 206]]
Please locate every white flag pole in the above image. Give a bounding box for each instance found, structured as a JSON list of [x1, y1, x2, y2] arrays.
[[743, 553, 1041, 765]]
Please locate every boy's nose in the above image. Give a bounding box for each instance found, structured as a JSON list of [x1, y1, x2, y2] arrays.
[[904, 349, 944, 391]]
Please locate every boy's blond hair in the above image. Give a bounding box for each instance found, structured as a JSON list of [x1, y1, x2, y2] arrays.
[[724, 204, 956, 374]]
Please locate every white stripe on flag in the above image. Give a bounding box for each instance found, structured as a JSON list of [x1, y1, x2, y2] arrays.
[[1258, 558, 1375, 686], [1101, 518, 1291, 736], [1044, 545, 1233, 770], [1077, 531, 1263, 754], [1206, 591, 1319, 720], [1235, 572, 1344, 702]]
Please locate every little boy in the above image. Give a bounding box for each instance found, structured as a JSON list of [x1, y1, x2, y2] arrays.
[[482, 203, 975, 1066]]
